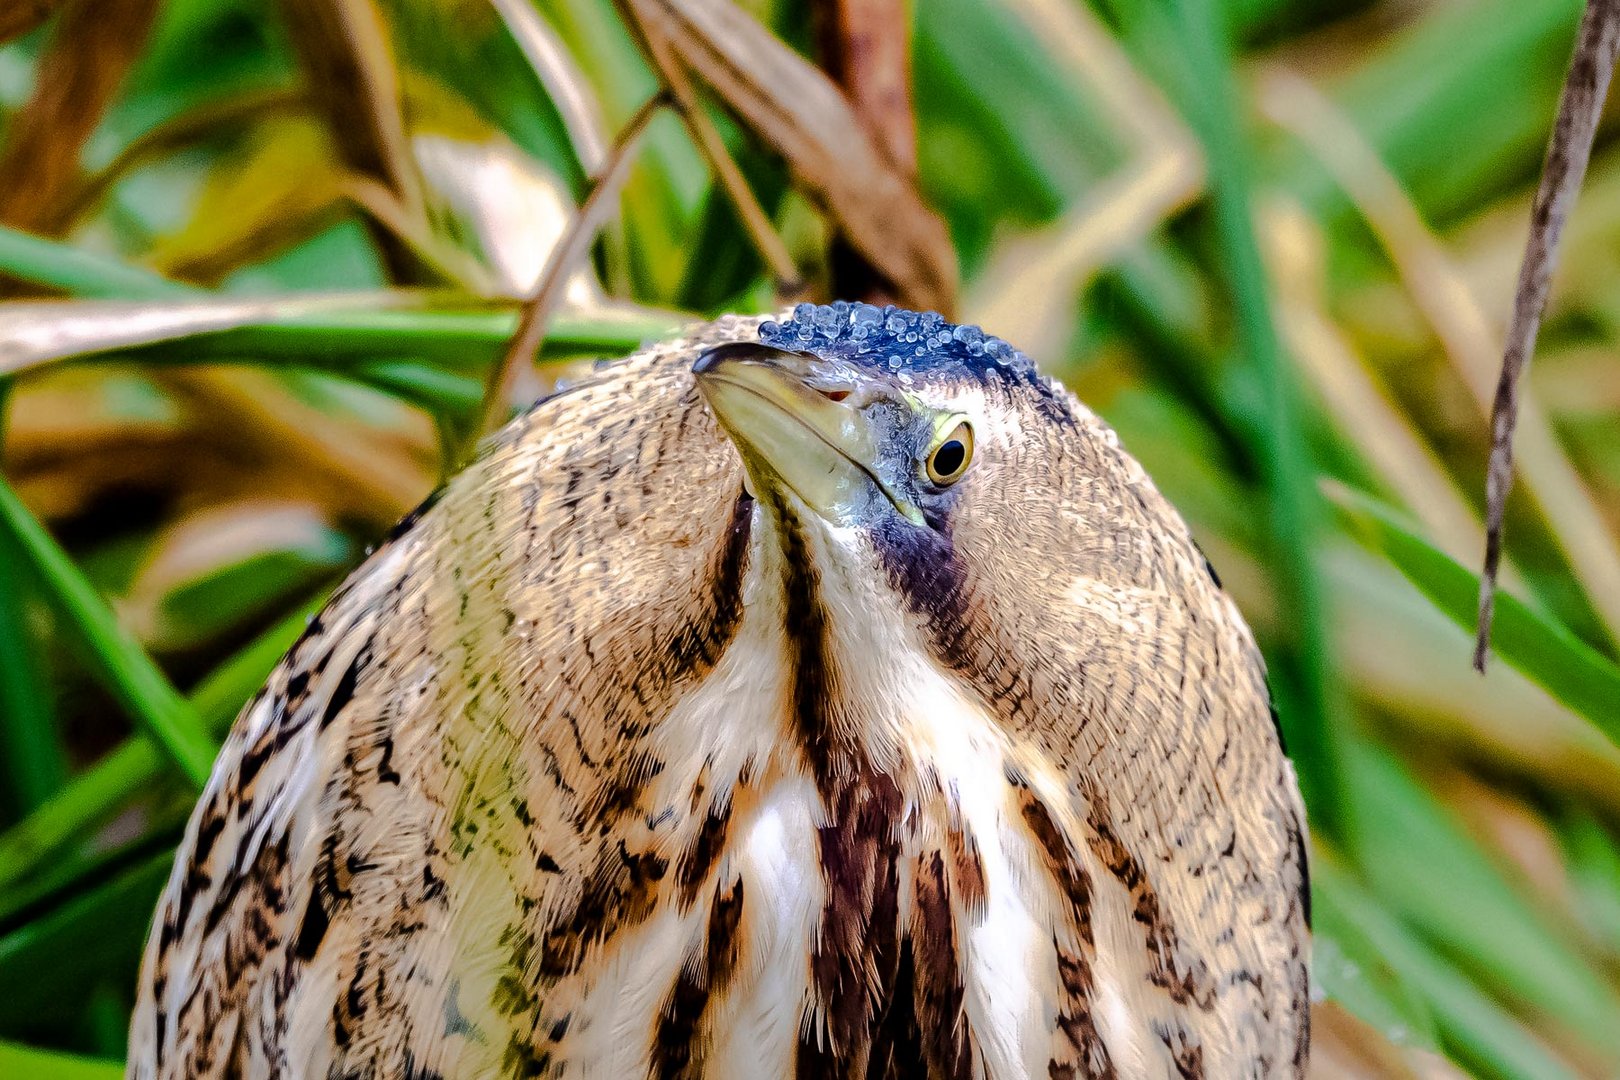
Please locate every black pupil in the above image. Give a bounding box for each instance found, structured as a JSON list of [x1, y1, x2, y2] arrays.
[[933, 439, 966, 477]]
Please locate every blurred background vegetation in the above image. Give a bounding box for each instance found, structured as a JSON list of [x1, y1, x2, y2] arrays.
[[0, 0, 1617, 1076]]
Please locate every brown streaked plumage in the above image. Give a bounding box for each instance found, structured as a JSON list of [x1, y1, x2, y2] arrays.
[[129, 304, 1309, 1079]]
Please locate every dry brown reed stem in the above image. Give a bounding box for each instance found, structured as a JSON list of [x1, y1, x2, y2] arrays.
[[620, 0, 956, 314], [475, 92, 669, 445], [637, 26, 802, 290], [1478, 0, 1620, 671], [1260, 66, 1620, 658], [0, 0, 160, 236]]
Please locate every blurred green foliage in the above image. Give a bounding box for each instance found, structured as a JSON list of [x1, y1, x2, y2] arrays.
[[1, 0, 1619, 1076]]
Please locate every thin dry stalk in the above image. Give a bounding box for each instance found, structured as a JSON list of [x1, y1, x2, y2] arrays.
[[342, 175, 498, 292], [475, 92, 669, 443], [621, 0, 956, 314], [1260, 67, 1620, 659], [277, 0, 426, 282], [638, 26, 801, 289], [1477, 0, 1620, 670]]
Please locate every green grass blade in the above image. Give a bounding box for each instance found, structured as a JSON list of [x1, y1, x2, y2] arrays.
[[116, 308, 681, 370], [0, 225, 191, 301], [4, 295, 683, 377], [349, 360, 486, 415], [1314, 853, 1582, 1080], [1320, 0, 1583, 224], [1344, 743, 1620, 1054], [1312, 862, 1440, 1052], [0, 1039, 122, 1080], [0, 225, 680, 386], [0, 520, 67, 814], [0, 740, 164, 898], [0, 597, 319, 895], [1562, 810, 1620, 958], [0, 852, 172, 1035], [0, 369, 68, 817], [1327, 482, 1620, 742], [0, 478, 216, 788], [1167, 0, 1344, 829]]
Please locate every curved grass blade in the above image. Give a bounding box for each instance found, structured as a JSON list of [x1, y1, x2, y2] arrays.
[[0, 291, 424, 375], [1328, 482, 1620, 743], [0, 1039, 121, 1080], [0, 224, 189, 300], [0, 478, 215, 787], [0, 597, 319, 894], [0, 500, 67, 812], [0, 227, 680, 378]]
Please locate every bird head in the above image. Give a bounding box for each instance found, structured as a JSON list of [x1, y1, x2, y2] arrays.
[[691, 304, 1085, 614], [686, 302, 1221, 699]]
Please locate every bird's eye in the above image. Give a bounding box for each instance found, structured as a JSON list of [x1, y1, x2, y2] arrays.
[[925, 421, 974, 485]]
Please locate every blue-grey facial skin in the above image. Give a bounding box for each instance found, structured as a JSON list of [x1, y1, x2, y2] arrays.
[[853, 395, 940, 517]]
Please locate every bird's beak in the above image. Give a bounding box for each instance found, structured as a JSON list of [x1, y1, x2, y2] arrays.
[[694, 343, 920, 525]]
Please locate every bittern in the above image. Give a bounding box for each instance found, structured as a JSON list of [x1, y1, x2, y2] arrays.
[[129, 303, 1309, 1078]]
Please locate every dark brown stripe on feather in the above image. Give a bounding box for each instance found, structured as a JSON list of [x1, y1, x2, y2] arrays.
[[776, 498, 906, 1078], [1017, 787, 1093, 946], [535, 842, 669, 982], [910, 851, 974, 1079], [800, 771, 904, 1078], [1008, 780, 1114, 1079], [651, 877, 745, 1080], [1085, 788, 1215, 1011], [864, 941, 923, 1080], [776, 496, 840, 789], [675, 799, 733, 911], [944, 822, 986, 918], [1166, 1033, 1205, 1079], [1051, 946, 1117, 1080]]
